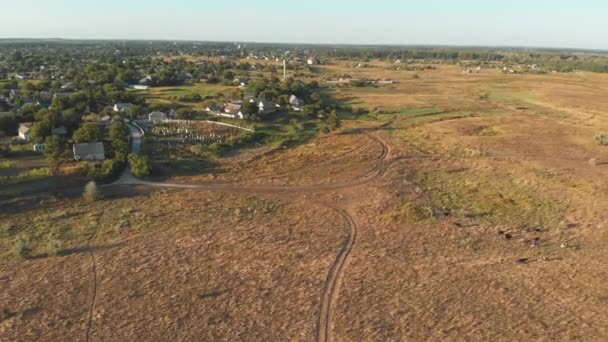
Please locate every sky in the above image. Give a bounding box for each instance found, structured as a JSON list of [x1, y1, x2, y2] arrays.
[[1, 0, 607, 50]]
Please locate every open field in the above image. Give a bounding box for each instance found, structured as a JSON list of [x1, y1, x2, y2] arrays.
[[3, 60, 608, 340]]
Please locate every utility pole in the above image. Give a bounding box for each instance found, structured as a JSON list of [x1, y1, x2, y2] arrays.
[[283, 59, 287, 80]]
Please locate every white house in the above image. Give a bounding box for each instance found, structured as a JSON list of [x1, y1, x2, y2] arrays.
[[210, 103, 248, 120], [129, 85, 150, 90], [113, 103, 132, 112], [289, 95, 303, 110], [307, 56, 318, 65], [18, 123, 33, 142], [61, 82, 77, 91], [73, 142, 105, 161], [148, 111, 167, 122]]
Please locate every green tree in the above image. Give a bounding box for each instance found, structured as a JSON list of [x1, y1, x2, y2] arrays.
[[327, 111, 341, 131], [0, 115, 17, 136], [128, 154, 151, 177], [109, 120, 129, 143], [176, 108, 192, 120], [44, 136, 63, 164], [73, 123, 103, 143], [127, 105, 142, 120], [243, 102, 258, 115], [30, 119, 53, 144]]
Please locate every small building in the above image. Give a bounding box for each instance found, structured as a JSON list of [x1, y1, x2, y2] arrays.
[[33, 144, 45, 153], [307, 56, 318, 65], [9, 89, 21, 101], [168, 109, 177, 119], [129, 85, 150, 90], [217, 103, 248, 120], [258, 101, 276, 115], [244, 93, 257, 103], [61, 82, 77, 91], [225, 103, 243, 115], [73, 142, 105, 161], [139, 76, 153, 86], [113, 103, 132, 112], [289, 95, 303, 110], [18, 123, 33, 142], [148, 111, 167, 122]]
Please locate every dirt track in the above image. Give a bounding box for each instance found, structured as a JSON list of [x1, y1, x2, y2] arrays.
[[106, 130, 391, 342]]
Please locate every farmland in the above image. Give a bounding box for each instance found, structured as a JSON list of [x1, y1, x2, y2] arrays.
[[3, 54, 608, 341]]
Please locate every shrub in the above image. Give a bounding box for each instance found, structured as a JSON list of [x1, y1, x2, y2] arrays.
[[594, 132, 608, 146], [83, 181, 99, 202], [128, 154, 151, 177], [13, 236, 30, 259], [46, 238, 63, 257]]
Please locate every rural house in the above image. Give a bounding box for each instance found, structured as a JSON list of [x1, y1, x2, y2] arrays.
[[73, 142, 105, 161], [18, 123, 33, 142], [61, 82, 77, 91], [113, 103, 132, 112], [307, 56, 318, 65], [217, 103, 248, 119], [148, 111, 167, 122], [289, 95, 303, 110]]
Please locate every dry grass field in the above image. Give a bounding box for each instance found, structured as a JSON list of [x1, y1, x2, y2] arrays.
[[2, 60, 608, 341]]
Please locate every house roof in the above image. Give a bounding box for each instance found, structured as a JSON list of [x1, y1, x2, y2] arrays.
[[73, 142, 105, 156], [148, 111, 166, 119], [19, 123, 33, 134], [114, 103, 132, 110], [225, 103, 242, 114], [289, 95, 302, 104]]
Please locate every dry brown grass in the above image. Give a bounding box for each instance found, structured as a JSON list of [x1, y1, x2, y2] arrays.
[[3, 59, 608, 341]]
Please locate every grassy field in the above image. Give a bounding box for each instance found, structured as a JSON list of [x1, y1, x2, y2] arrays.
[[3, 60, 608, 340]]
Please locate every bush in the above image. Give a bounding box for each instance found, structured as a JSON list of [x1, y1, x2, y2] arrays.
[[46, 238, 63, 257], [88, 159, 125, 183], [13, 236, 30, 259], [128, 154, 151, 177], [594, 132, 608, 146], [83, 181, 99, 202]]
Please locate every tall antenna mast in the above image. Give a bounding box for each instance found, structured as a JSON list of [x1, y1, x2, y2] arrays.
[[283, 59, 287, 80]]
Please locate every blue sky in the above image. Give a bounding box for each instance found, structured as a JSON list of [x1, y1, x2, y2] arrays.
[[1, 0, 607, 49]]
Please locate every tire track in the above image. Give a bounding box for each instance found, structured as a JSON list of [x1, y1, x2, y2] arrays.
[[1, 129, 392, 342], [84, 210, 106, 342], [315, 204, 358, 342]]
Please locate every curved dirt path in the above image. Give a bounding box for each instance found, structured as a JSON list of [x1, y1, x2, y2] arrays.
[[113, 129, 390, 342], [2, 125, 391, 342], [315, 204, 358, 342]]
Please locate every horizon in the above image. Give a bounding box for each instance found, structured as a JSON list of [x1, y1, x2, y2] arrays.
[[1, 37, 607, 54], [1, 0, 607, 50]]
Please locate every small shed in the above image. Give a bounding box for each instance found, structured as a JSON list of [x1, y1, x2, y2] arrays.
[[148, 111, 167, 122]]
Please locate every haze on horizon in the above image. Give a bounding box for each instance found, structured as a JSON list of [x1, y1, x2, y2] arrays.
[[1, 0, 607, 50]]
